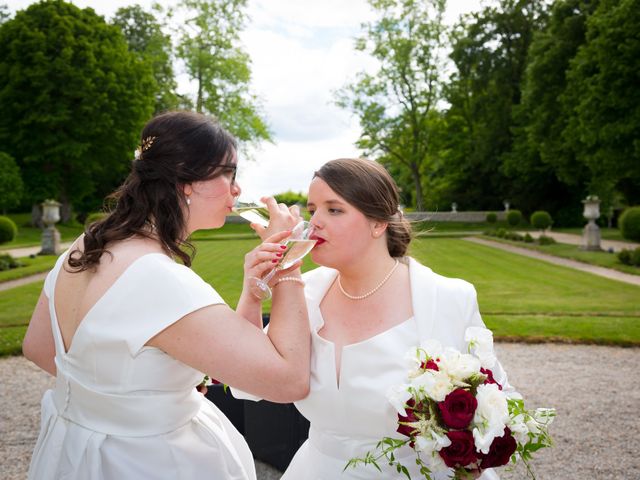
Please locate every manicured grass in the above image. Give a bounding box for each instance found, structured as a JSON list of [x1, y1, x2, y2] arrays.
[[554, 227, 625, 241], [1, 237, 638, 357], [0, 255, 58, 282], [479, 235, 640, 276], [0, 213, 84, 249], [409, 239, 639, 316]]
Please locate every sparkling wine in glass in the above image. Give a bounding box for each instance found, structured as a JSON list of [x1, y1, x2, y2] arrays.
[[233, 200, 269, 228], [250, 221, 316, 300]]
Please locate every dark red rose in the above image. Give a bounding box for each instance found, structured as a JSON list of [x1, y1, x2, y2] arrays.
[[439, 430, 477, 468], [478, 428, 517, 468], [397, 398, 423, 438], [480, 368, 502, 390], [421, 359, 439, 371], [438, 388, 478, 429]]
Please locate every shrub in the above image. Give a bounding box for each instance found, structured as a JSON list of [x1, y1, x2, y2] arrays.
[[538, 235, 556, 246], [618, 249, 632, 265], [486, 212, 497, 224], [524, 233, 534, 243], [85, 212, 107, 226], [273, 190, 308, 206], [506, 209, 522, 227], [632, 248, 640, 267], [0, 216, 17, 244], [495, 228, 507, 238], [507, 232, 524, 241], [531, 211, 552, 231], [619, 206, 640, 242], [483, 230, 494, 236], [0, 253, 21, 271]]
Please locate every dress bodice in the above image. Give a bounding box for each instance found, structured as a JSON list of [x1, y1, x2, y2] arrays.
[[29, 249, 257, 480]]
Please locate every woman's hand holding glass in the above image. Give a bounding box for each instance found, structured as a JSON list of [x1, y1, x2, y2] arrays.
[[242, 230, 301, 294], [236, 196, 302, 241]]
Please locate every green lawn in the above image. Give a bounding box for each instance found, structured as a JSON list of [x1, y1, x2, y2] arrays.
[[479, 235, 639, 276], [554, 227, 625, 241], [1, 237, 638, 356], [0, 255, 58, 282], [0, 213, 85, 249]]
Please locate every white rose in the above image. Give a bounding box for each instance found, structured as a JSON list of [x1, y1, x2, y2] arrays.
[[386, 384, 413, 415], [439, 348, 481, 382], [465, 326, 497, 368], [412, 370, 454, 402], [472, 423, 507, 454]]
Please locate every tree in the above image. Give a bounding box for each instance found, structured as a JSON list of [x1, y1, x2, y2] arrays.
[[0, 152, 23, 214], [443, 0, 547, 210], [562, 0, 640, 206], [173, 0, 271, 148], [0, 1, 155, 220], [504, 0, 598, 225], [337, 0, 447, 211], [112, 4, 179, 114]]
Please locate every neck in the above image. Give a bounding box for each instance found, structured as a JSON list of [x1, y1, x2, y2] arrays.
[[337, 251, 398, 296]]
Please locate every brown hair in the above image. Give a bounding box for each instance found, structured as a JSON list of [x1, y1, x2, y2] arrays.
[[313, 158, 412, 257], [68, 111, 237, 271]]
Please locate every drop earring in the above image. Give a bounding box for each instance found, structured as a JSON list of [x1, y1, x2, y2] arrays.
[[186, 196, 191, 205]]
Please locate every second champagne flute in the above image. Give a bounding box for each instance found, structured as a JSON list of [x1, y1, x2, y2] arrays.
[[249, 221, 316, 300]]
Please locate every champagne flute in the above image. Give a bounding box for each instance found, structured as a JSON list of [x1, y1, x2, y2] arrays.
[[233, 199, 269, 228], [249, 221, 316, 300]]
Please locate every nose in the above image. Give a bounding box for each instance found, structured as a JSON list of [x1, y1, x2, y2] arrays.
[[231, 181, 241, 198]]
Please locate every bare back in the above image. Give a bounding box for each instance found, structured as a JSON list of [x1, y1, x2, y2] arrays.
[[54, 236, 166, 353]]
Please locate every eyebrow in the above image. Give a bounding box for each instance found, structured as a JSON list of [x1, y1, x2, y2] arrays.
[[307, 199, 346, 207]]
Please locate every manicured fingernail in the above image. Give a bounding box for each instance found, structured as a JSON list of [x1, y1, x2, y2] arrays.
[[280, 245, 287, 249], [276, 253, 283, 257], [272, 259, 278, 263]]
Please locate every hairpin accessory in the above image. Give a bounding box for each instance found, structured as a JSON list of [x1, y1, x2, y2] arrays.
[[134, 136, 157, 160]]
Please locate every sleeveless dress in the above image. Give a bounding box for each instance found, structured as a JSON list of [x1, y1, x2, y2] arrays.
[[234, 258, 509, 479], [28, 251, 257, 480]]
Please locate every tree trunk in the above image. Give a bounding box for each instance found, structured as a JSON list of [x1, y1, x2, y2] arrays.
[[411, 163, 424, 211], [31, 204, 44, 229], [60, 201, 72, 223]]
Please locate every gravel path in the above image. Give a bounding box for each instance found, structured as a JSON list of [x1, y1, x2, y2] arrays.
[[465, 237, 640, 287], [2, 343, 639, 479]]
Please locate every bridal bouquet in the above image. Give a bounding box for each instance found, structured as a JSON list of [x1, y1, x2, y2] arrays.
[[345, 327, 555, 479]]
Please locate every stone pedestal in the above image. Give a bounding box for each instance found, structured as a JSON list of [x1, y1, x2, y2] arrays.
[[40, 226, 61, 255], [581, 221, 602, 251], [581, 197, 602, 251]]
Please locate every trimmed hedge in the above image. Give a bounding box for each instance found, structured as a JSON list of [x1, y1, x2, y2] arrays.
[[0, 216, 17, 244], [619, 207, 640, 242]]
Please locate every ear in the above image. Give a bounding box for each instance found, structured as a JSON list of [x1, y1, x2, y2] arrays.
[[370, 221, 389, 238], [182, 183, 193, 197]]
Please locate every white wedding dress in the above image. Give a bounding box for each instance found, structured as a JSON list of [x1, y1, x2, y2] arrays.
[[28, 251, 256, 480], [235, 258, 509, 479]]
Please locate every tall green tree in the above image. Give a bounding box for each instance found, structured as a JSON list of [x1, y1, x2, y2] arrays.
[[336, 0, 447, 210], [0, 152, 23, 214], [443, 0, 547, 210], [173, 0, 270, 147], [0, 0, 155, 219], [504, 0, 598, 224], [562, 0, 640, 205], [112, 4, 179, 114]]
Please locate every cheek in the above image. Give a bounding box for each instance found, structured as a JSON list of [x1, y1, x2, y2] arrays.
[[193, 180, 229, 201]]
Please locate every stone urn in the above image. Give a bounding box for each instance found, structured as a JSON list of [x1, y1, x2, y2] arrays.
[[40, 199, 62, 255], [581, 196, 602, 251]]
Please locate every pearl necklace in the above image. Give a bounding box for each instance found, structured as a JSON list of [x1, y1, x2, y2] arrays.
[[337, 259, 400, 301]]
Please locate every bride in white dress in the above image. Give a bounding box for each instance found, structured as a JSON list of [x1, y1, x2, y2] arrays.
[[236, 158, 518, 479], [22, 111, 309, 480]]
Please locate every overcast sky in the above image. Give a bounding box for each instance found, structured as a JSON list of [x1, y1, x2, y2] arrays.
[[9, 0, 484, 201]]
